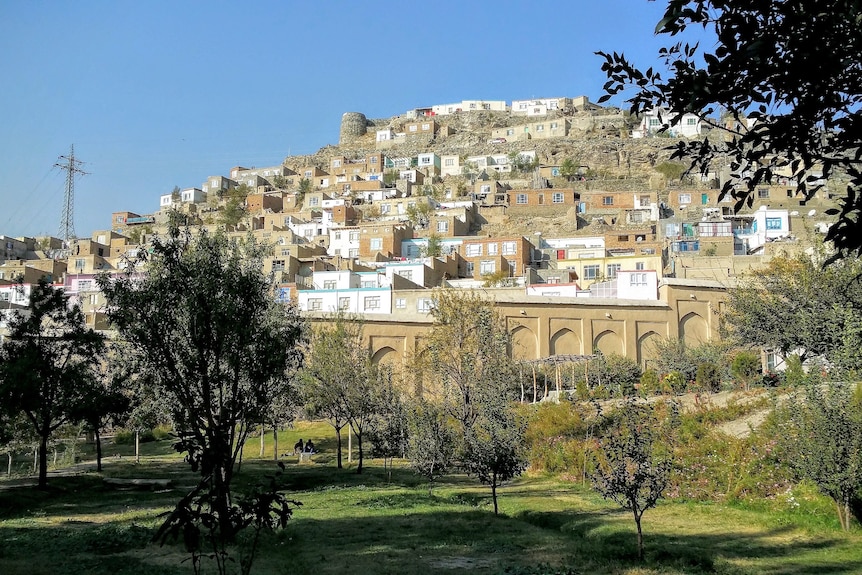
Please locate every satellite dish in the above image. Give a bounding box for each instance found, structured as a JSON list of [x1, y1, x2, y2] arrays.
[[807, 209, 817, 216]]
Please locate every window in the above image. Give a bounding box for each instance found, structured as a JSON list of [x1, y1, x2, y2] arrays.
[[370, 238, 383, 250], [550, 122, 558, 129], [516, 194, 527, 205], [348, 248, 359, 258], [304, 170, 312, 178], [602, 196, 614, 206], [465, 243, 482, 257], [78, 280, 93, 291], [272, 260, 285, 271], [308, 298, 322, 311], [444, 158, 455, 167], [323, 280, 336, 290], [418, 298, 434, 312], [75, 258, 86, 269], [636, 262, 645, 270], [370, 156, 378, 163], [334, 232, 341, 241], [502, 241, 517, 255], [0, 292, 8, 301], [766, 217, 783, 230], [630, 273, 648, 286], [397, 270, 413, 281], [649, 118, 661, 126], [479, 260, 496, 275], [758, 188, 770, 199], [606, 264, 621, 279], [364, 296, 380, 310], [583, 265, 600, 280], [338, 297, 350, 310], [536, 124, 544, 132], [420, 156, 431, 165], [639, 195, 650, 206], [380, 204, 391, 214], [332, 159, 341, 168], [395, 298, 406, 309], [506, 129, 514, 136], [678, 193, 691, 204], [309, 196, 319, 207], [437, 221, 449, 232], [686, 117, 697, 125], [487, 243, 498, 255], [465, 262, 474, 276], [547, 277, 560, 284], [422, 123, 430, 131], [361, 280, 376, 288], [409, 125, 418, 132], [552, 192, 564, 204], [630, 211, 644, 223]]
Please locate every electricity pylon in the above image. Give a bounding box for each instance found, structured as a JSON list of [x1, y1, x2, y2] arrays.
[[56, 144, 88, 244]]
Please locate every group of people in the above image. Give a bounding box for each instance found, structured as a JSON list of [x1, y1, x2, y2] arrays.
[[293, 438, 315, 455]]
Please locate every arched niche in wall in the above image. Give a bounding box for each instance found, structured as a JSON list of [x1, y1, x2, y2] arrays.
[[510, 325, 538, 361], [680, 312, 709, 346], [550, 328, 581, 356], [594, 329, 623, 356]]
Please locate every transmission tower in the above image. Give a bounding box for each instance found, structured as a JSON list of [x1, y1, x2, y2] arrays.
[[55, 144, 88, 244]]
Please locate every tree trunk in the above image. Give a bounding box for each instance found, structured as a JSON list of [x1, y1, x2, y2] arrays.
[[634, 510, 644, 560], [356, 430, 363, 474], [38, 432, 48, 489], [259, 425, 265, 458], [335, 426, 343, 469], [213, 465, 236, 543], [95, 427, 103, 473], [492, 475, 499, 515], [135, 430, 140, 464], [7, 452, 11, 476], [273, 427, 278, 461]]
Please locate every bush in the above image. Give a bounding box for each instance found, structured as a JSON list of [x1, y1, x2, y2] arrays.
[[731, 351, 761, 389], [584, 353, 641, 396], [696, 362, 723, 392], [784, 354, 805, 387], [639, 368, 661, 396], [113, 428, 155, 445], [662, 371, 687, 395]]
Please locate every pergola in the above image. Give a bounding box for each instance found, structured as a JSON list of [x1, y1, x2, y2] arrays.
[[518, 354, 595, 403]]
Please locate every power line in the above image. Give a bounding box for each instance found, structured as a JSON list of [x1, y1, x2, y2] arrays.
[[55, 145, 88, 244]]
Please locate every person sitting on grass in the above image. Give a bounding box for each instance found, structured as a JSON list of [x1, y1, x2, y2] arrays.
[[293, 438, 304, 455], [304, 439, 315, 453]]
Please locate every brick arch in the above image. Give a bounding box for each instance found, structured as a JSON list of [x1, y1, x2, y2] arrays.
[[510, 325, 538, 360], [594, 329, 623, 356], [550, 328, 581, 356], [680, 312, 709, 346]]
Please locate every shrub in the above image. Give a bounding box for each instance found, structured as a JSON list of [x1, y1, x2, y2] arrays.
[[731, 351, 761, 390], [584, 353, 641, 396], [696, 362, 723, 392], [639, 368, 661, 396], [113, 428, 156, 445], [662, 371, 687, 395], [784, 354, 805, 387]]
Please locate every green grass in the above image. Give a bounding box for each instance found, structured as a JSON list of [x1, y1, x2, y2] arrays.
[[2, 423, 862, 574]]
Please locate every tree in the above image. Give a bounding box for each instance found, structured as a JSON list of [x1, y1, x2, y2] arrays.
[[597, 1, 862, 261], [408, 400, 455, 495], [367, 371, 409, 480], [723, 254, 862, 368], [0, 279, 105, 488], [730, 351, 761, 391], [464, 393, 527, 515], [99, 225, 306, 544], [559, 158, 580, 182], [419, 289, 516, 434], [780, 381, 862, 530], [592, 400, 672, 560], [421, 234, 443, 258], [301, 314, 377, 472]]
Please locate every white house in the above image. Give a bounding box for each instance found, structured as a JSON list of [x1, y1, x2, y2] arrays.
[[180, 188, 206, 204], [297, 269, 393, 315], [733, 206, 791, 254], [328, 227, 361, 258], [511, 97, 571, 116], [632, 108, 703, 138]]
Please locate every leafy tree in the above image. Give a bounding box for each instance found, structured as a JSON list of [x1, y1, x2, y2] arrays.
[[465, 394, 527, 515], [421, 234, 443, 258], [420, 289, 517, 433], [695, 361, 722, 393], [649, 337, 730, 383], [780, 381, 862, 530], [723, 255, 862, 366], [592, 400, 672, 560], [653, 161, 686, 181], [99, 225, 306, 545], [302, 314, 377, 471], [406, 202, 434, 229], [367, 371, 409, 480], [0, 279, 105, 488], [730, 351, 761, 391], [597, 1, 862, 261], [559, 158, 580, 181], [220, 197, 246, 228], [408, 401, 455, 495]]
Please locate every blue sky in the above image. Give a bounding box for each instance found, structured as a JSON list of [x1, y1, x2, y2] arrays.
[[0, 0, 676, 239]]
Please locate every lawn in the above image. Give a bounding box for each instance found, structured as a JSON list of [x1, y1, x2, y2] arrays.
[[1, 422, 861, 575]]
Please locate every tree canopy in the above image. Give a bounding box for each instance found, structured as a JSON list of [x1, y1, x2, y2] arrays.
[[597, 1, 862, 260]]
